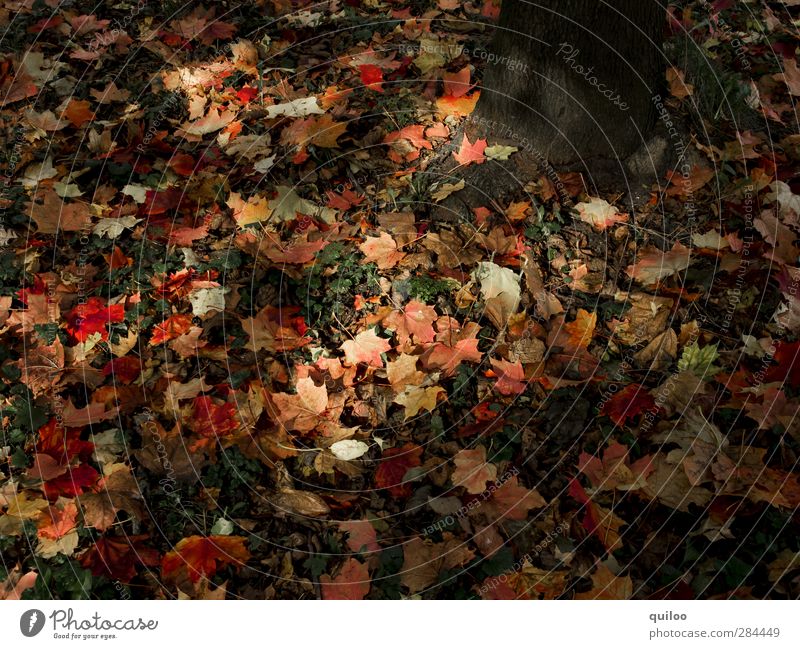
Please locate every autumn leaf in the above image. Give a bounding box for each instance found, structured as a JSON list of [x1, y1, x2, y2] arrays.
[[394, 385, 445, 419], [483, 476, 546, 521], [79, 535, 160, 582], [443, 66, 473, 98], [563, 308, 597, 350], [64, 297, 125, 344], [575, 197, 628, 230], [281, 113, 347, 149], [386, 353, 425, 392], [339, 519, 380, 553], [162, 535, 250, 584], [150, 313, 193, 345], [424, 338, 482, 376], [375, 443, 423, 498], [453, 133, 487, 166], [320, 558, 371, 599], [401, 535, 475, 594], [270, 377, 328, 432], [240, 305, 312, 353], [383, 300, 437, 345], [435, 92, 480, 117], [190, 396, 239, 438], [490, 358, 527, 395], [578, 442, 654, 492], [625, 242, 692, 285], [452, 446, 497, 494], [359, 64, 384, 92], [359, 232, 405, 269], [341, 328, 392, 368], [599, 383, 657, 426]]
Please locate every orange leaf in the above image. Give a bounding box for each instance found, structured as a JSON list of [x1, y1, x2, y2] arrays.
[[443, 66, 472, 98], [453, 133, 487, 166], [270, 376, 328, 432], [341, 329, 392, 368], [162, 535, 250, 584], [563, 309, 597, 349], [452, 446, 497, 494], [151, 313, 194, 345]]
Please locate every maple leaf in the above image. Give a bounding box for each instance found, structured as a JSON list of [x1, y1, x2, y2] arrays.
[[270, 377, 328, 432], [338, 519, 380, 553], [453, 133, 487, 166], [386, 353, 425, 392], [63, 98, 95, 127], [394, 385, 445, 419], [490, 358, 527, 395], [226, 192, 273, 227], [359, 232, 405, 269], [383, 300, 437, 345], [599, 383, 657, 426], [102, 355, 142, 384], [578, 442, 655, 492], [37, 501, 79, 540], [150, 313, 193, 345], [483, 476, 546, 521], [240, 305, 312, 353], [435, 92, 480, 118], [569, 479, 625, 552], [443, 66, 472, 98], [182, 105, 237, 136], [36, 417, 93, 465], [401, 535, 475, 594], [375, 443, 423, 498], [162, 535, 250, 584], [265, 237, 329, 265], [625, 242, 692, 285], [81, 465, 144, 531], [190, 396, 239, 438], [281, 114, 347, 149], [452, 446, 497, 494], [424, 338, 483, 376], [79, 535, 160, 582], [29, 189, 92, 234], [359, 64, 384, 92], [43, 463, 100, 499], [64, 297, 125, 344], [340, 328, 392, 368], [320, 558, 371, 600], [562, 308, 597, 350], [575, 197, 628, 230]]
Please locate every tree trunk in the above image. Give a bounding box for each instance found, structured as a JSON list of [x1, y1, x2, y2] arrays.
[[472, 0, 666, 172]]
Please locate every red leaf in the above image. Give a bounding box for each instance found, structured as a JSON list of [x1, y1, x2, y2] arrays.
[[80, 535, 160, 582], [599, 383, 657, 426], [359, 64, 384, 92], [43, 463, 99, 499], [191, 396, 239, 438], [64, 297, 125, 344], [102, 356, 142, 384], [150, 313, 194, 345], [162, 535, 250, 583], [375, 443, 423, 498]]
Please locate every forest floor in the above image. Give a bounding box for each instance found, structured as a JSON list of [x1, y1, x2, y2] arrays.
[[1, 0, 799, 600]]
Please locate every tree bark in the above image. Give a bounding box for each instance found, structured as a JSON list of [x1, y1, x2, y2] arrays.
[[472, 0, 666, 171]]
